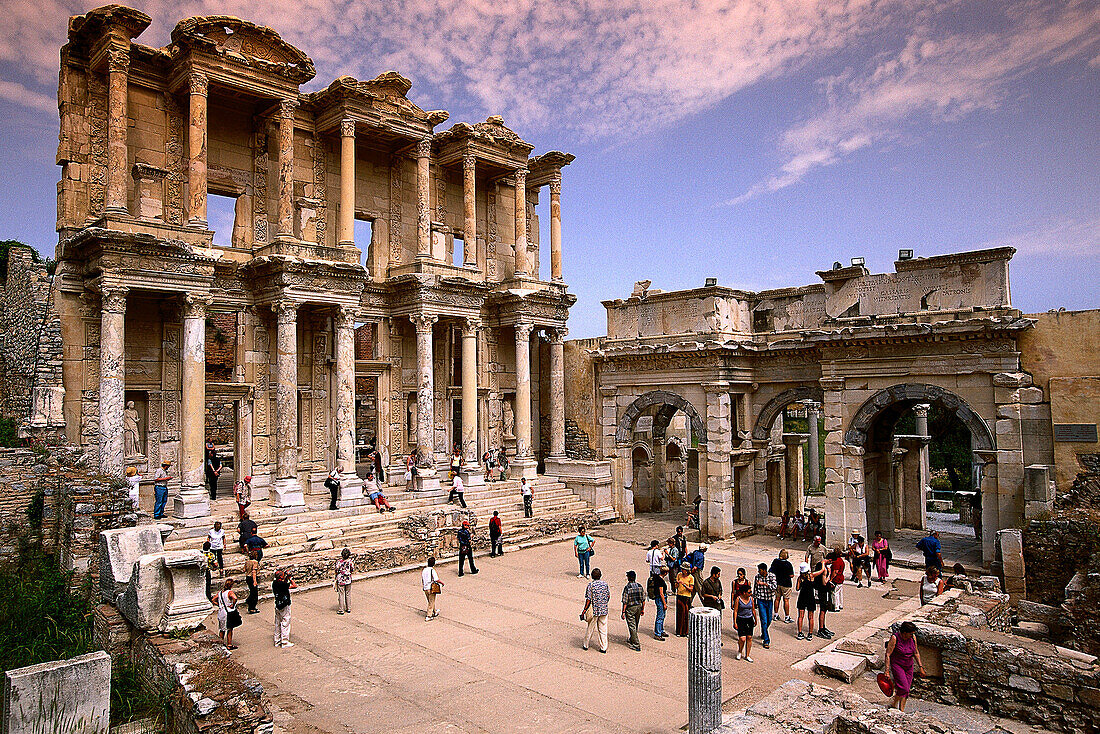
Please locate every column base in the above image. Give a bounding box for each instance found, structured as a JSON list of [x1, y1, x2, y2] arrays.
[[509, 458, 538, 481], [172, 487, 209, 519], [414, 469, 441, 491], [457, 469, 485, 487], [337, 476, 365, 507], [271, 477, 305, 507]]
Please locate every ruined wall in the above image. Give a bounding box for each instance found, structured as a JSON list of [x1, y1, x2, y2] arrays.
[[0, 448, 57, 562], [563, 338, 600, 457]]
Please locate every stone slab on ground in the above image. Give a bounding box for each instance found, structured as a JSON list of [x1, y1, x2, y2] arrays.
[[2, 650, 111, 734], [812, 650, 868, 683]]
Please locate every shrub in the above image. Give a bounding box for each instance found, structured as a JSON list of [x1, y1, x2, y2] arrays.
[[0, 416, 19, 447]]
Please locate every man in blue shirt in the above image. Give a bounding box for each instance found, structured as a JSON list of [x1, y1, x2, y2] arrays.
[[688, 544, 708, 602], [916, 530, 943, 570], [457, 520, 478, 576]]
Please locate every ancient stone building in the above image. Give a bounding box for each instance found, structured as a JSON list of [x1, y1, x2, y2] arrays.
[[50, 6, 574, 517], [567, 248, 1099, 562]]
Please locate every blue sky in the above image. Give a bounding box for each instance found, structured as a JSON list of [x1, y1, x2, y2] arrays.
[[1, 0, 1097, 338]]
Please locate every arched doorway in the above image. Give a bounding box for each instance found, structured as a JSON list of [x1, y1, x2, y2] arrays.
[[749, 386, 824, 523], [844, 384, 995, 539], [631, 443, 653, 511]]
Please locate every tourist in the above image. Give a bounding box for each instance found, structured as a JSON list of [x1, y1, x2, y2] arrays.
[[207, 521, 226, 570], [422, 557, 442, 620], [457, 520, 478, 576], [919, 566, 945, 605], [448, 473, 467, 508], [672, 526, 688, 561], [753, 563, 777, 649], [202, 541, 217, 599], [700, 566, 724, 611], [497, 448, 509, 481], [367, 474, 394, 512], [795, 562, 818, 640], [732, 567, 750, 598], [872, 531, 891, 583], [916, 530, 943, 570], [687, 544, 708, 601], [733, 583, 757, 662], [846, 530, 861, 581], [489, 511, 503, 556], [791, 511, 805, 540], [334, 547, 353, 614], [326, 466, 343, 510], [125, 466, 141, 510], [646, 540, 666, 576], [366, 440, 386, 483], [777, 510, 790, 539], [482, 448, 495, 482], [969, 490, 982, 540], [806, 536, 825, 570], [648, 566, 669, 641], [673, 561, 695, 637], [664, 537, 681, 572], [213, 578, 241, 650], [770, 549, 795, 623], [244, 531, 268, 562], [520, 477, 533, 517], [404, 450, 416, 491], [450, 444, 462, 480], [237, 512, 258, 553], [621, 570, 645, 652], [152, 459, 172, 519], [580, 568, 610, 653], [818, 547, 844, 638], [852, 535, 872, 587], [272, 568, 297, 648], [244, 548, 260, 614], [205, 442, 222, 500], [886, 621, 925, 711], [805, 510, 820, 541], [946, 562, 971, 592], [574, 525, 594, 578], [234, 475, 252, 519]]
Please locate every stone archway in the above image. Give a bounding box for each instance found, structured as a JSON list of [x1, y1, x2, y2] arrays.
[[752, 385, 824, 441], [615, 390, 707, 444], [844, 383, 995, 451]]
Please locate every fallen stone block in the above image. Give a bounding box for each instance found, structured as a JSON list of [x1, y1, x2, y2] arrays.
[[813, 650, 867, 684], [118, 550, 210, 632], [98, 526, 164, 603], [1011, 621, 1050, 640], [2, 651, 111, 734], [835, 638, 885, 669]]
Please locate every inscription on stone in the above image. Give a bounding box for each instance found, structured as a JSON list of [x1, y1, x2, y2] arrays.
[[1053, 423, 1098, 443]]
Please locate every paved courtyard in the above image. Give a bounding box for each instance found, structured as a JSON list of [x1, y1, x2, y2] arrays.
[[222, 534, 930, 734]]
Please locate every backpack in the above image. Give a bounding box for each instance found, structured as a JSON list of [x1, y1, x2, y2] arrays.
[[646, 575, 658, 600]]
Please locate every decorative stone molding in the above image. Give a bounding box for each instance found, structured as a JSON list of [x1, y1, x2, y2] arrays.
[[100, 286, 128, 314], [340, 117, 356, 137], [548, 327, 567, 344], [273, 299, 298, 324], [549, 173, 562, 195], [460, 317, 481, 338], [334, 305, 357, 330], [514, 321, 534, 341], [106, 46, 129, 74], [410, 313, 437, 333], [181, 293, 211, 319], [187, 71, 207, 97], [416, 137, 432, 158], [279, 97, 296, 119]]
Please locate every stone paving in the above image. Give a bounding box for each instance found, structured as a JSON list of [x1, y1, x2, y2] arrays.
[[218, 533, 932, 734]]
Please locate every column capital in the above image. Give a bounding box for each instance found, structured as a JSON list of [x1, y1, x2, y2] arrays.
[[279, 97, 297, 119], [340, 117, 356, 138], [819, 376, 845, 392], [100, 286, 129, 314], [188, 70, 208, 97], [912, 403, 931, 418], [547, 327, 568, 344], [514, 321, 534, 341], [801, 399, 821, 416], [416, 137, 432, 159], [410, 313, 438, 333], [334, 305, 358, 330], [514, 167, 529, 185], [273, 299, 299, 324], [463, 152, 476, 173], [460, 317, 482, 338], [181, 292, 212, 319], [106, 46, 129, 74], [549, 172, 562, 195]]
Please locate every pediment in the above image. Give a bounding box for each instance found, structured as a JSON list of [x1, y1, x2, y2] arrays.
[[170, 16, 315, 83]]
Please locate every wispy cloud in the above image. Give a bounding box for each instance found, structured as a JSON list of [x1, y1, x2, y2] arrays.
[[989, 216, 1100, 258], [724, 1, 1100, 205], [0, 80, 55, 113]]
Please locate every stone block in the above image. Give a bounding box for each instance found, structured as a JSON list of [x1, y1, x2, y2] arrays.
[[812, 651, 867, 684], [1008, 674, 1042, 693], [1018, 387, 1044, 404], [1011, 622, 1050, 640], [996, 528, 1026, 601], [118, 550, 210, 632], [98, 526, 164, 603], [2, 651, 111, 734], [994, 372, 1033, 388]]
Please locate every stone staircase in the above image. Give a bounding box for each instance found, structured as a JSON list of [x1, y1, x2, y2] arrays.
[[162, 476, 596, 584]]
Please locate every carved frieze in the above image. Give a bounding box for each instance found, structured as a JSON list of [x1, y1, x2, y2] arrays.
[[389, 157, 403, 266]]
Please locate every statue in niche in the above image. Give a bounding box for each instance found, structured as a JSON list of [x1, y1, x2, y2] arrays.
[[502, 400, 515, 439], [123, 400, 142, 458]]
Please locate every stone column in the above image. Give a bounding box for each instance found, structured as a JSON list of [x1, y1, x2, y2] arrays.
[[411, 314, 438, 475], [688, 607, 722, 734], [511, 322, 537, 479], [806, 401, 821, 492], [416, 138, 432, 259], [549, 173, 563, 281], [272, 300, 304, 506], [338, 118, 356, 247], [460, 318, 479, 464], [105, 48, 130, 215], [912, 403, 932, 529], [276, 98, 296, 239], [462, 153, 478, 267], [185, 72, 208, 226], [175, 294, 211, 518], [98, 287, 128, 476], [702, 383, 733, 539], [914, 403, 930, 438], [782, 434, 805, 515], [548, 328, 566, 458], [513, 168, 529, 277], [333, 306, 364, 505]]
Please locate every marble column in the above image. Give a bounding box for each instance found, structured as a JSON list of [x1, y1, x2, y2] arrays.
[[338, 118, 356, 247], [806, 401, 821, 492], [185, 71, 208, 227], [549, 173, 563, 281], [411, 314, 438, 470], [272, 300, 304, 506], [782, 434, 805, 515], [548, 328, 566, 458], [512, 168, 529, 276], [105, 48, 130, 215], [416, 138, 432, 259], [460, 318, 479, 464], [98, 287, 128, 476], [462, 153, 477, 267], [687, 607, 723, 734], [511, 322, 537, 478], [914, 403, 930, 437], [333, 306, 364, 505], [175, 293, 211, 518], [276, 98, 296, 239]]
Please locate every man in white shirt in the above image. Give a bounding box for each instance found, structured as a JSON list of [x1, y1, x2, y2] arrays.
[[646, 540, 666, 576], [521, 477, 534, 517], [207, 521, 226, 570], [422, 557, 442, 621], [448, 474, 467, 508]]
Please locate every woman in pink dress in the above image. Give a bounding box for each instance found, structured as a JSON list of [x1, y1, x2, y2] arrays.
[[872, 531, 890, 582], [886, 621, 925, 710]]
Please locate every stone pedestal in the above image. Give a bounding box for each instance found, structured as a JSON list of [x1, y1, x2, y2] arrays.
[[688, 607, 722, 734], [337, 475, 366, 508], [118, 550, 209, 632], [509, 458, 538, 481], [415, 469, 441, 492], [457, 468, 485, 487], [3, 651, 111, 734], [272, 476, 305, 507]]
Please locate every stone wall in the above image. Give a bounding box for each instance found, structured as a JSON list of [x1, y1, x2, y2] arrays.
[[562, 338, 600, 458], [0, 448, 56, 562], [1022, 517, 1100, 607]]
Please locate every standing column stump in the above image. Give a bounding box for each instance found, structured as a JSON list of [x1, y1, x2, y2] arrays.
[[688, 606, 722, 734]]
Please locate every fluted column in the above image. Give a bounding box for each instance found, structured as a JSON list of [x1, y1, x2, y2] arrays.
[[462, 153, 477, 267], [98, 287, 128, 475], [412, 314, 437, 467], [514, 322, 534, 460], [272, 300, 304, 506], [688, 607, 723, 734], [548, 328, 567, 458], [461, 318, 479, 464], [806, 401, 821, 492], [175, 293, 211, 518], [416, 138, 432, 259], [549, 173, 563, 281], [338, 118, 356, 247], [105, 48, 130, 215], [334, 306, 357, 472], [513, 168, 529, 276], [276, 98, 296, 239], [185, 72, 208, 226]]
